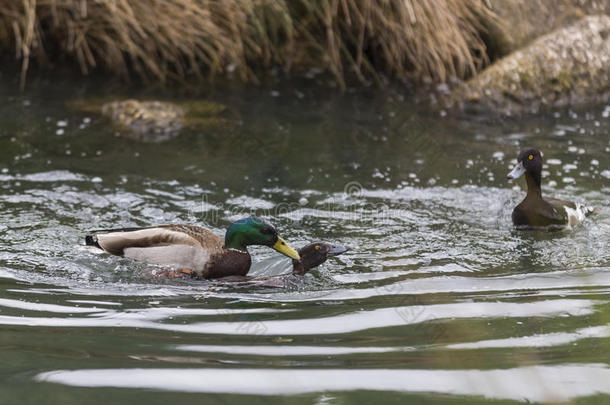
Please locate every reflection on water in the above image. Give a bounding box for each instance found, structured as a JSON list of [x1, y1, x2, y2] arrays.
[[35, 365, 610, 402], [0, 79, 609, 403], [446, 324, 610, 349], [0, 299, 594, 335]]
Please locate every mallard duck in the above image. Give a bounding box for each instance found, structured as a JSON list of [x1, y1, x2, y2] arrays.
[[507, 147, 594, 229], [154, 242, 349, 285], [85, 217, 300, 278]]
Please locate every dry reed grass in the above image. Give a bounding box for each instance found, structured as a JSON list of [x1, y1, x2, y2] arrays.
[[0, 0, 500, 88]]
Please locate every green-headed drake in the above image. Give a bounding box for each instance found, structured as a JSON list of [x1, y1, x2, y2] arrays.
[[507, 147, 594, 229], [85, 217, 300, 278]]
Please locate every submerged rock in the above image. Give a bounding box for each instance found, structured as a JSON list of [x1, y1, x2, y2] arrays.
[[451, 15, 610, 114], [101, 100, 185, 142], [69, 98, 234, 142]]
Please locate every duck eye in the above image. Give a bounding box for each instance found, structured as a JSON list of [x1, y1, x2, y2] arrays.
[[315, 245, 320, 251], [528, 154, 534, 160], [260, 227, 274, 235]]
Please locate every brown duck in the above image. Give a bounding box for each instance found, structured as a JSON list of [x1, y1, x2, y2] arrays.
[[212, 242, 349, 287], [507, 147, 594, 229]]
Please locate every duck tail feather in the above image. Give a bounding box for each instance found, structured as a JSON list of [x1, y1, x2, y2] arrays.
[[85, 234, 102, 249], [84, 226, 155, 249]]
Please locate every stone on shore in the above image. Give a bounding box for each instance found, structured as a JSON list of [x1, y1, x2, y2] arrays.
[[451, 15, 610, 114]]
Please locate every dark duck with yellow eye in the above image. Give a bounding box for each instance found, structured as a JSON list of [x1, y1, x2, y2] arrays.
[[291, 242, 349, 275], [507, 148, 594, 229], [214, 242, 349, 287], [85, 217, 300, 278]]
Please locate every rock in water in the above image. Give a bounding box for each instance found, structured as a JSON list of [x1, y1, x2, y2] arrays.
[[451, 15, 610, 114], [485, 0, 610, 55], [101, 99, 185, 142]]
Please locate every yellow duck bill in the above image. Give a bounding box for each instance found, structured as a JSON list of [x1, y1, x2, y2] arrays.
[[272, 237, 300, 260]]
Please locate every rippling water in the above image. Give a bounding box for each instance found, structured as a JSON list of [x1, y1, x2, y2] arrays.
[[1, 79, 609, 404]]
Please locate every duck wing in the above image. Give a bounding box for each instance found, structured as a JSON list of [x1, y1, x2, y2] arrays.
[[546, 198, 594, 226], [546, 198, 576, 210], [85, 225, 224, 271], [512, 198, 568, 228]]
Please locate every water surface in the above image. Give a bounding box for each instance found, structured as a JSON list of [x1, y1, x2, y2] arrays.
[[1, 79, 609, 404]]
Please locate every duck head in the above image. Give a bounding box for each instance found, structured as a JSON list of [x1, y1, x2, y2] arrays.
[[224, 217, 300, 260], [292, 242, 349, 275], [507, 147, 543, 190]]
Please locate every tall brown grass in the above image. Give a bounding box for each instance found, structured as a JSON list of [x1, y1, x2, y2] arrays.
[[0, 0, 500, 89]]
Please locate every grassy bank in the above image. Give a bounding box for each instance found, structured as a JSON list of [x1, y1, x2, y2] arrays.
[[1, 0, 500, 88]]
